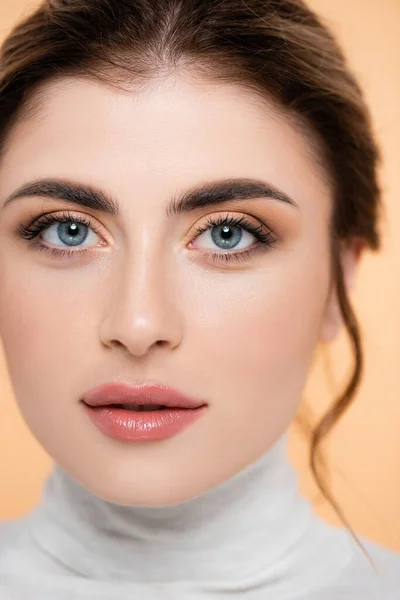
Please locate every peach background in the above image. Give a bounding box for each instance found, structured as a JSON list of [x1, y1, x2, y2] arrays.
[[0, 0, 399, 550]]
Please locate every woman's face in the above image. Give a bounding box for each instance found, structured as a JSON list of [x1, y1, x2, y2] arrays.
[[0, 74, 355, 505]]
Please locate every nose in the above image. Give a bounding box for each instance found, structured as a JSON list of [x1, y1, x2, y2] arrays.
[[99, 256, 183, 358]]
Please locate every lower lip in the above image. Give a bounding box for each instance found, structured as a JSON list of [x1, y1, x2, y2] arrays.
[[82, 403, 207, 442]]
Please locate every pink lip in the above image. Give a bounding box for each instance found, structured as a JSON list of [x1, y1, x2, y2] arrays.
[[82, 382, 206, 408], [81, 382, 208, 442]]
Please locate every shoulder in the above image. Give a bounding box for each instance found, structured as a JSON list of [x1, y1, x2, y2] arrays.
[[352, 535, 400, 595], [0, 517, 32, 579], [0, 518, 24, 547], [305, 529, 400, 600], [361, 535, 400, 575], [287, 511, 400, 600]]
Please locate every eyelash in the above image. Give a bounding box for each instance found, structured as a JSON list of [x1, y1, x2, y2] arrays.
[[17, 210, 103, 260], [16, 210, 278, 264], [190, 214, 277, 264]]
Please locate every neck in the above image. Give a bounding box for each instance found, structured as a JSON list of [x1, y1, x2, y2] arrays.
[[27, 434, 314, 583]]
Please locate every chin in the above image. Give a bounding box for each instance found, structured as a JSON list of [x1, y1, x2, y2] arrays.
[[67, 460, 212, 507]]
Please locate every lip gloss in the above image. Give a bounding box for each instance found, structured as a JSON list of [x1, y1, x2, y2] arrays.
[[83, 403, 207, 442]]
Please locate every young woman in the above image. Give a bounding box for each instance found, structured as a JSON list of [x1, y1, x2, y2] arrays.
[[0, 0, 398, 598]]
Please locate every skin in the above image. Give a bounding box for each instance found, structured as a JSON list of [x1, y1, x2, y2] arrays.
[[0, 73, 363, 506]]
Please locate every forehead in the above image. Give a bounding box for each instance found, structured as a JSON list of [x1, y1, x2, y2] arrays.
[[0, 74, 332, 216]]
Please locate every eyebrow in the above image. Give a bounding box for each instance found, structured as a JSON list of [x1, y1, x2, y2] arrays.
[[3, 177, 298, 216]]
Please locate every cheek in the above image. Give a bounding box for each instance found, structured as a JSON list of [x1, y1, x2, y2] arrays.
[[0, 260, 93, 403], [188, 252, 330, 423]]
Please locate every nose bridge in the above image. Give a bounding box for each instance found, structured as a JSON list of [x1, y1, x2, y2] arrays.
[[100, 240, 182, 356]]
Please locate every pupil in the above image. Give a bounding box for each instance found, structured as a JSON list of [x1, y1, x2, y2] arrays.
[[221, 226, 232, 239]]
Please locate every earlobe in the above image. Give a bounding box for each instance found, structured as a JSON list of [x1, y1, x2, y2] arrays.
[[318, 237, 365, 344]]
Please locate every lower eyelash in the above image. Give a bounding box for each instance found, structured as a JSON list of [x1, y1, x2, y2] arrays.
[[207, 245, 268, 264], [32, 243, 90, 260]]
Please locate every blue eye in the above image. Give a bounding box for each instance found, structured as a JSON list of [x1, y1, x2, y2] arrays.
[[16, 210, 105, 258], [196, 221, 252, 251], [190, 213, 277, 264], [42, 220, 97, 247]]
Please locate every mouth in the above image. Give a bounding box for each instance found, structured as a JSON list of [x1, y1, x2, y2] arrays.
[[85, 402, 205, 413], [82, 382, 207, 411], [82, 394, 208, 442]]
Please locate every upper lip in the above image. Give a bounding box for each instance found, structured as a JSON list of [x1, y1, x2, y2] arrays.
[[82, 382, 207, 409]]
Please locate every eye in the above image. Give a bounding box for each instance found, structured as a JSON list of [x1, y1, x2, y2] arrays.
[[42, 219, 100, 248], [16, 210, 106, 257], [188, 213, 278, 266], [190, 213, 277, 257]]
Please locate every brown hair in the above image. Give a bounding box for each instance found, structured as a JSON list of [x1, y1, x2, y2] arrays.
[[0, 0, 382, 541]]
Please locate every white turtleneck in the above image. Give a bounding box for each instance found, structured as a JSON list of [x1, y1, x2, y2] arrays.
[[0, 434, 399, 599]]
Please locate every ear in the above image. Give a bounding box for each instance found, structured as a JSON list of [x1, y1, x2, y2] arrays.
[[319, 237, 365, 344]]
